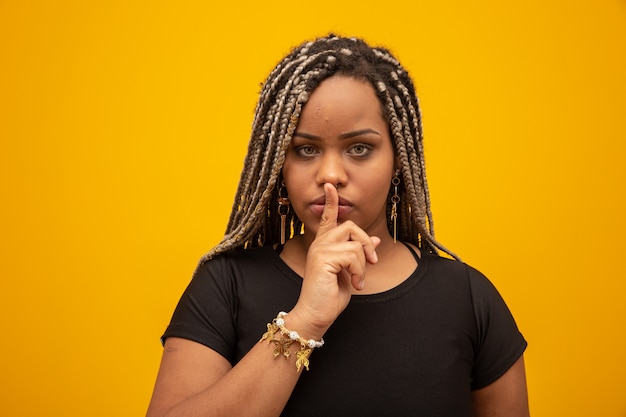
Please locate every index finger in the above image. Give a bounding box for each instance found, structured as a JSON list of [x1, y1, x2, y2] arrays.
[[317, 183, 339, 236]]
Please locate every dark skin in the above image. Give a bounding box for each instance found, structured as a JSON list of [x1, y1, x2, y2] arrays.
[[146, 76, 530, 417], [146, 185, 529, 417]]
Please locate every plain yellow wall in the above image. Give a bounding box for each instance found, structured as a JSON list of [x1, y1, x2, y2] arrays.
[[1, 1, 625, 416]]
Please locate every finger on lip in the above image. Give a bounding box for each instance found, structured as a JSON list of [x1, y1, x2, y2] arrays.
[[311, 193, 353, 207]]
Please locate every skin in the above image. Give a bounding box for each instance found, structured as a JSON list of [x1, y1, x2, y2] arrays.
[[146, 75, 530, 417], [280, 75, 418, 308]]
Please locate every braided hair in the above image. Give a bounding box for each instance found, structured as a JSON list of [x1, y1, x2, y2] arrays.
[[200, 35, 458, 264]]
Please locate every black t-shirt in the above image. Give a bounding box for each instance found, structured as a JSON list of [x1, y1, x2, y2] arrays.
[[162, 245, 527, 417]]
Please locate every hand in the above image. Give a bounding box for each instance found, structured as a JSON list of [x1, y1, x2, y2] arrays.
[[288, 183, 380, 339]]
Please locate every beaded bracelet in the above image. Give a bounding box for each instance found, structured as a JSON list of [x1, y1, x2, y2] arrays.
[[260, 311, 325, 372]]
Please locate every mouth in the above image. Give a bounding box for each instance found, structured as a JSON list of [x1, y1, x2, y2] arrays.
[[309, 195, 354, 217]]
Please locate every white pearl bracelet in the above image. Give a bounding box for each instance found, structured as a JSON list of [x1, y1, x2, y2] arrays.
[[275, 311, 325, 349], [260, 311, 325, 372]]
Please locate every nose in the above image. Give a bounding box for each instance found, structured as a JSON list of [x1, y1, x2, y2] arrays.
[[316, 152, 347, 188]]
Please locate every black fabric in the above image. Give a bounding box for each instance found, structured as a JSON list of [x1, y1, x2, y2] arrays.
[[162, 245, 527, 417]]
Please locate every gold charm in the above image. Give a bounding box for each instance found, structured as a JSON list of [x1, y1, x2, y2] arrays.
[[279, 213, 287, 245], [295, 347, 312, 372], [271, 338, 294, 359], [261, 323, 279, 342], [277, 183, 291, 245], [262, 314, 324, 372], [390, 172, 401, 243]]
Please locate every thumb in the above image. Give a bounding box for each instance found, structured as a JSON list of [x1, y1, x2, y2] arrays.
[[317, 183, 339, 236]]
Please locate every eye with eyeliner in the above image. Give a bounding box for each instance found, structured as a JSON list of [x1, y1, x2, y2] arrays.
[[347, 143, 373, 158], [294, 144, 319, 158], [291, 141, 375, 159]]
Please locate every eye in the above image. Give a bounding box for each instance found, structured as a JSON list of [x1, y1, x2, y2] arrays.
[[348, 143, 372, 157], [295, 145, 319, 158]]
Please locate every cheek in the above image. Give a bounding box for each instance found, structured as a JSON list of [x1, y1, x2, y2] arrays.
[[373, 178, 393, 204], [282, 155, 314, 186], [281, 158, 294, 186], [368, 170, 395, 205], [282, 165, 305, 204]]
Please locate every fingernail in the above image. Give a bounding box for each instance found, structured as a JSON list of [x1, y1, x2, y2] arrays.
[[324, 183, 331, 199]]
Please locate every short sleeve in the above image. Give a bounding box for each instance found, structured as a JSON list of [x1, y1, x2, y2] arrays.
[[161, 257, 238, 363], [467, 265, 527, 389]]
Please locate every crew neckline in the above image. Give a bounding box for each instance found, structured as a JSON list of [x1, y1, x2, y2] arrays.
[[267, 243, 429, 303]]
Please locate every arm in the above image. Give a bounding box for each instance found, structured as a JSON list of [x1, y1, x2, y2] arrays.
[[146, 334, 306, 417], [472, 355, 530, 417], [146, 184, 379, 417]]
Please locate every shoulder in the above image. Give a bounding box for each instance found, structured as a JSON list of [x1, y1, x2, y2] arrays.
[[421, 252, 489, 286], [186, 246, 278, 293], [196, 245, 277, 275], [200, 245, 271, 264], [419, 252, 507, 306], [192, 245, 301, 296]]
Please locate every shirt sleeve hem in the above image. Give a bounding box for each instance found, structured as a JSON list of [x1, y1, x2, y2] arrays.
[[471, 339, 528, 390], [161, 324, 233, 364]]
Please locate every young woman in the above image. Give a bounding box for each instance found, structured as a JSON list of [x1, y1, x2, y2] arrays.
[[146, 35, 529, 417]]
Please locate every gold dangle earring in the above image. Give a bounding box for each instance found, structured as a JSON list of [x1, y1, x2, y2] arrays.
[[390, 170, 401, 243], [277, 181, 291, 245]]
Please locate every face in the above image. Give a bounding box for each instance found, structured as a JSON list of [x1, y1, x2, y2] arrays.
[[282, 75, 396, 238]]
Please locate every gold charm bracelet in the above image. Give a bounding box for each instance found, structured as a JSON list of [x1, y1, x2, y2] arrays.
[[260, 311, 325, 372]]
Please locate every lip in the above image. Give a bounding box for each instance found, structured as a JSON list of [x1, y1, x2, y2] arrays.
[[309, 195, 354, 217], [310, 195, 353, 206]]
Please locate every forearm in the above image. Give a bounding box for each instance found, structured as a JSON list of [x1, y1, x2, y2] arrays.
[[166, 343, 301, 417], [149, 312, 323, 417]]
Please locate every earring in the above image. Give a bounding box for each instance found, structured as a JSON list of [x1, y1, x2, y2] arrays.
[[277, 181, 290, 245], [390, 170, 401, 243]]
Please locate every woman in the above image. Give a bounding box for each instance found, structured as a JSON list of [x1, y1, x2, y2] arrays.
[[147, 35, 529, 417]]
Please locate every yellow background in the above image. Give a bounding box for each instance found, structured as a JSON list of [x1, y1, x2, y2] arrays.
[[1, 1, 625, 416]]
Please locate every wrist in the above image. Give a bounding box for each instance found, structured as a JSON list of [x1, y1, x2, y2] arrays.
[[284, 307, 330, 341], [260, 311, 326, 372], [275, 312, 325, 349]]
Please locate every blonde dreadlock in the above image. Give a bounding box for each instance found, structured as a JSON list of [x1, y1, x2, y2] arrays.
[[200, 35, 458, 264]]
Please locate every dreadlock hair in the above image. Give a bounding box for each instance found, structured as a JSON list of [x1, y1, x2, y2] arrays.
[[199, 34, 458, 264]]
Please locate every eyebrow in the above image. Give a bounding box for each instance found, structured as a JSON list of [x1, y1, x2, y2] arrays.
[[293, 128, 382, 140]]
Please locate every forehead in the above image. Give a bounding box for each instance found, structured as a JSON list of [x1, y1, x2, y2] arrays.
[[307, 75, 375, 98], [301, 76, 384, 117], [293, 76, 390, 139]]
